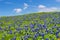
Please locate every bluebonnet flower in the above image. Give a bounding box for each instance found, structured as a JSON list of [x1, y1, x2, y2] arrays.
[[37, 24, 42, 27], [34, 33, 39, 38], [9, 30, 12, 34], [55, 31, 60, 38], [45, 29, 49, 33], [58, 27, 60, 32], [17, 24, 20, 27], [56, 22, 60, 24], [37, 24, 43, 29], [53, 24, 57, 28], [44, 20, 47, 25], [43, 24, 47, 29], [56, 35, 59, 38], [24, 35, 30, 40], [55, 31, 59, 35], [49, 29, 54, 34], [31, 29, 35, 32], [0, 27, 2, 30], [50, 31, 53, 34], [24, 25, 28, 31], [11, 36, 16, 40], [41, 33, 45, 38], [16, 27, 22, 31], [52, 17, 56, 21], [35, 28, 40, 32], [30, 23, 34, 28], [46, 38, 49, 40]]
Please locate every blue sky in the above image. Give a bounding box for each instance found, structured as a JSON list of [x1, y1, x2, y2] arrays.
[[0, 0, 60, 16]]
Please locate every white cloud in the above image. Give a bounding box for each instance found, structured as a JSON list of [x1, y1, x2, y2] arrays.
[[38, 5, 46, 9], [23, 3, 29, 10], [14, 8, 22, 13], [38, 5, 60, 12]]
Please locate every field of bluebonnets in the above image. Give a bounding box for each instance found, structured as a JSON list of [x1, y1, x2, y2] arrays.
[[0, 12, 60, 40]]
